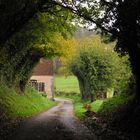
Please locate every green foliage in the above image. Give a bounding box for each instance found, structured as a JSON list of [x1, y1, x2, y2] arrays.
[[56, 0, 140, 103], [98, 94, 134, 120], [0, 85, 56, 123], [67, 36, 131, 101], [74, 103, 86, 119], [0, 10, 75, 92]]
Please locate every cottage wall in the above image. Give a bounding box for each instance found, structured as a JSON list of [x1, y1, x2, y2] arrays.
[[30, 59, 54, 99]]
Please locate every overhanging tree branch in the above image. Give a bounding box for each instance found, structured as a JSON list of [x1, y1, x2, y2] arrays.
[[0, 0, 119, 46], [0, 0, 53, 46], [52, 0, 119, 37]]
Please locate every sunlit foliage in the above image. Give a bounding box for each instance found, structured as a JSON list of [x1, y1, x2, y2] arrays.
[[67, 36, 131, 101]]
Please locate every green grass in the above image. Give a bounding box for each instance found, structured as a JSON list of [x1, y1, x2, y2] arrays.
[[54, 75, 80, 93], [74, 103, 86, 119], [0, 85, 56, 122], [73, 98, 104, 118], [91, 100, 104, 113]]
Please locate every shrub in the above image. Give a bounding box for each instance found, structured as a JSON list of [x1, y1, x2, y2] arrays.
[[67, 36, 131, 101], [98, 94, 134, 121]]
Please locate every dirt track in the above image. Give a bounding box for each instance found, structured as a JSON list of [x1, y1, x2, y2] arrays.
[[9, 98, 96, 140]]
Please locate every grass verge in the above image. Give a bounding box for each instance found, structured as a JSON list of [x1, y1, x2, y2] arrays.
[[0, 85, 56, 122]]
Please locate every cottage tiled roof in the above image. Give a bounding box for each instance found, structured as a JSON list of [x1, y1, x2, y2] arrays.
[[32, 59, 53, 76]]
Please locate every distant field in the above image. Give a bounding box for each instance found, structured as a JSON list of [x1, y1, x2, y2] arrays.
[[54, 75, 80, 93]]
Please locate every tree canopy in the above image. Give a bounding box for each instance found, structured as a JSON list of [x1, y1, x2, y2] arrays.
[[66, 36, 131, 101]]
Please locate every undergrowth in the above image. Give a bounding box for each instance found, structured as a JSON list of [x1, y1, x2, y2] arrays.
[[98, 94, 134, 120]]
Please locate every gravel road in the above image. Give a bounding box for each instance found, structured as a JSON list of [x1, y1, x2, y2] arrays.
[[10, 98, 96, 140]]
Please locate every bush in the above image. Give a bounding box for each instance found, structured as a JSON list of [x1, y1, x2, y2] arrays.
[[67, 36, 131, 101], [98, 94, 134, 121]]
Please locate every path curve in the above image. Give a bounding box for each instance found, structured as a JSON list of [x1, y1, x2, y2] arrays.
[[10, 98, 97, 140]]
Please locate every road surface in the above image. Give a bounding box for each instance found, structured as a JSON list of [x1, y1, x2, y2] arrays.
[[10, 98, 96, 140]]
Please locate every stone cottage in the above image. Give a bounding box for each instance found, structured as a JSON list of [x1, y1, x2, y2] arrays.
[[30, 58, 54, 99]]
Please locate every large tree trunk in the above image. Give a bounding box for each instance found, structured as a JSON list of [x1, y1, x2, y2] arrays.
[[78, 77, 85, 100], [76, 74, 94, 101], [117, 0, 140, 101], [127, 40, 140, 102]]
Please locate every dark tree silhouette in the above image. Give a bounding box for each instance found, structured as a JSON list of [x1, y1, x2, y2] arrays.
[[0, 0, 56, 45]]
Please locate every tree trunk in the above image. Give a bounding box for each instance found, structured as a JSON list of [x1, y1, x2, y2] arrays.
[[77, 75, 93, 101], [77, 76, 85, 100], [128, 46, 140, 102], [19, 80, 26, 93]]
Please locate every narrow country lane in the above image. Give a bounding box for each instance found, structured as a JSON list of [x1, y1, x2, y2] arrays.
[[10, 99, 97, 140]]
